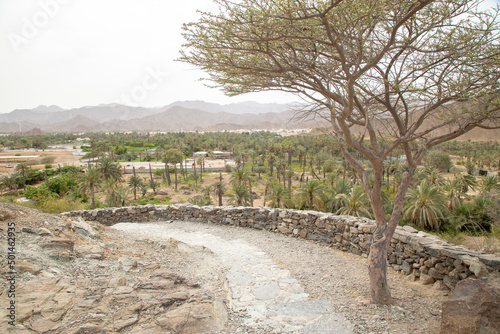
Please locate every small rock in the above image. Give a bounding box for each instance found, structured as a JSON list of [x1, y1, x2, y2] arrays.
[[41, 239, 75, 251], [432, 280, 447, 291], [21, 227, 37, 234], [37, 228, 52, 236], [419, 273, 435, 285], [119, 257, 137, 271], [15, 260, 41, 275], [74, 245, 105, 260], [46, 250, 72, 262], [469, 260, 489, 278], [70, 218, 97, 238], [67, 324, 104, 334]]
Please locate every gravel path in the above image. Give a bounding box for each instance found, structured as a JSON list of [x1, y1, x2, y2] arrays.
[[113, 220, 446, 334]]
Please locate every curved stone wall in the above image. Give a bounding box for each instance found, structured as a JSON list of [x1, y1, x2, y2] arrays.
[[62, 204, 500, 290]]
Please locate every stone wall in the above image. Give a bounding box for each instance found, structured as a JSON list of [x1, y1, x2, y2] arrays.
[[62, 204, 500, 290]]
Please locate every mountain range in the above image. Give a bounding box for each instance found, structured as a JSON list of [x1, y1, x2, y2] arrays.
[[0, 101, 325, 133], [1, 101, 498, 140]]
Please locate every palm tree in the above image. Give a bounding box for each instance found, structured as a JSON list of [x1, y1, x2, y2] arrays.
[[422, 166, 445, 186], [148, 178, 159, 194], [230, 166, 254, 205], [1, 174, 19, 203], [336, 184, 372, 218], [211, 180, 226, 206], [103, 178, 118, 207], [265, 181, 290, 208], [189, 195, 212, 206], [128, 175, 144, 200], [15, 163, 29, 188], [227, 184, 252, 206], [103, 178, 129, 207], [164, 149, 184, 191], [296, 179, 324, 210], [267, 153, 275, 177], [113, 184, 130, 207], [97, 159, 123, 181], [479, 175, 500, 195], [285, 167, 295, 193], [404, 180, 447, 231], [442, 178, 461, 210], [449, 198, 492, 234], [454, 172, 477, 200], [77, 168, 102, 209], [323, 179, 351, 213], [326, 171, 337, 187]]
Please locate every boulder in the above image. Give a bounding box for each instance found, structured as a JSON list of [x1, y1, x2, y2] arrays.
[[441, 278, 500, 334], [469, 260, 489, 278]]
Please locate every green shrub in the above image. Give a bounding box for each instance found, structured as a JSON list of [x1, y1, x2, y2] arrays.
[[154, 168, 164, 177], [41, 156, 55, 164], [49, 174, 77, 195], [435, 231, 467, 246], [24, 185, 57, 203], [189, 195, 212, 206], [38, 198, 84, 214], [427, 151, 452, 172], [84, 200, 105, 210], [25, 169, 44, 184]]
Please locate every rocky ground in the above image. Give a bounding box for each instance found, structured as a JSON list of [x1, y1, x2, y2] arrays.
[[0, 203, 229, 333], [0, 202, 448, 333]]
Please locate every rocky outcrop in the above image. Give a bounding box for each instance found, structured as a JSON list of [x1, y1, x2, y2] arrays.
[[63, 204, 500, 291], [0, 204, 228, 333], [440, 278, 500, 333], [14, 272, 226, 333]]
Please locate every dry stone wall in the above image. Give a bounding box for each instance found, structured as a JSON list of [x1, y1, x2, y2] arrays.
[[62, 204, 500, 290]]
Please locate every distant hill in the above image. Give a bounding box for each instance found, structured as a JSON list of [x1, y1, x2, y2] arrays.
[[0, 101, 498, 140], [164, 101, 290, 114], [0, 101, 326, 133]]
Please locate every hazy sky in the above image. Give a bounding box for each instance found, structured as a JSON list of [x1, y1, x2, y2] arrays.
[[1, 0, 498, 113]]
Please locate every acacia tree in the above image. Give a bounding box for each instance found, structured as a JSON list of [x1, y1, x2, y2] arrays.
[[180, 0, 500, 304]]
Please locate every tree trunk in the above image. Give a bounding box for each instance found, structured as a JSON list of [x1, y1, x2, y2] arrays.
[[44, 170, 50, 190], [249, 182, 253, 206], [184, 159, 188, 180], [365, 161, 416, 305], [91, 187, 96, 209], [368, 225, 392, 305], [165, 160, 171, 186], [174, 166, 178, 191], [149, 163, 156, 193], [218, 173, 223, 206], [194, 160, 197, 187]]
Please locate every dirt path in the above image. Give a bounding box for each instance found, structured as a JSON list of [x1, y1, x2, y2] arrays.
[[115, 220, 447, 334]]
